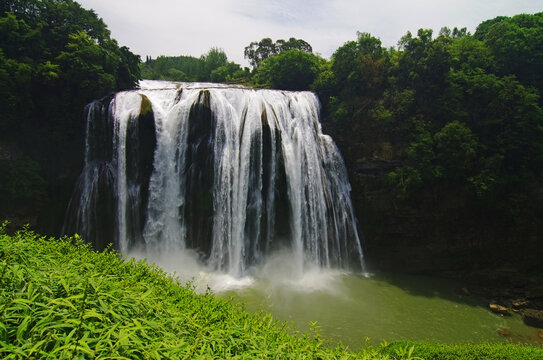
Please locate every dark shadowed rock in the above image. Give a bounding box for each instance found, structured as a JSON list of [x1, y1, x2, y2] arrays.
[[523, 309, 543, 328], [489, 303, 510, 316]]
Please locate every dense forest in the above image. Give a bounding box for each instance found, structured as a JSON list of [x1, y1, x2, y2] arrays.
[[0, 0, 140, 233], [1, 0, 542, 273], [140, 48, 250, 83]]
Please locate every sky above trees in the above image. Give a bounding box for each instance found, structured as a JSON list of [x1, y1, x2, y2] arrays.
[[76, 0, 541, 65]]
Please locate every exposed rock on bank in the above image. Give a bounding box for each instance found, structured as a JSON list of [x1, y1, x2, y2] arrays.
[[523, 309, 543, 329]]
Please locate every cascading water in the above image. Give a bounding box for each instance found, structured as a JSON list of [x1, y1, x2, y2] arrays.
[[64, 80, 365, 276]]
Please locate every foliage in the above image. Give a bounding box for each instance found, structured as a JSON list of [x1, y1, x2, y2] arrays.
[[244, 37, 312, 69], [140, 48, 251, 83], [331, 32, 388, 98], [0, 0, 140, 227], [433, 121, 478, 181], [0, 157, 46, 202], [382, 341, 543, 360], [140, 55, 201, 81], [474, 12, 543, 96], [317, 13, 543, 233], [253, 50, 322, 91], [0, 224, 421, 360]]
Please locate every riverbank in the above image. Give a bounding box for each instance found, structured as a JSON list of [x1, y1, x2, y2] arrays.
[[1, 224, 542, 359], [442, 267, 543, 343]]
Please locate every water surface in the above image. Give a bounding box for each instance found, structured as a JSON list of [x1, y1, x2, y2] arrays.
[[218, 270, 537, 349], [132, 249, 539, 350]]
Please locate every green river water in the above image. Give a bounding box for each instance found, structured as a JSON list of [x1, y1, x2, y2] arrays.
[[132, 250, 541, 350], [217, 271, 539, 350]]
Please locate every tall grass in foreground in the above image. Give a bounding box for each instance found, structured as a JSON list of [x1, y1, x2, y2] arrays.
[[0, 223, 541, 359]]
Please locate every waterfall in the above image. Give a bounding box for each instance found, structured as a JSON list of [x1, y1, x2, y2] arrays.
[[64, 80, 365, 276]]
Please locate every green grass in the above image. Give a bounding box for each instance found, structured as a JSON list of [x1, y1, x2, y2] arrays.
[[382, 341, 543, 360], [0, 223, 542, 359]]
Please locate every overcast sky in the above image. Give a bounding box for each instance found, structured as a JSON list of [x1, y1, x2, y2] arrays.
[[76, 0, 541, 66]]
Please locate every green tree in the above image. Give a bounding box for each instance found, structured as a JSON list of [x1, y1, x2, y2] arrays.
[[253, 50, 321, 91], [141, 55, 204, 81], [139, 49, 248, 83], [0, 0, 141, 231], [276, 37, 312, 53], [332, 32, 388, 98], [0, 156, 46, 201], [55, 31, 116, 99], [244, 37, 313, 69], [199, 47, 228, 80], [475, 13, 543, 96], [244, 37, 276, 69], [433, 121, 478, 181]]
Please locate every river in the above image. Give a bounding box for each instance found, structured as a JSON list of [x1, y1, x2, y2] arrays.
[[129, 248, 539, 350]]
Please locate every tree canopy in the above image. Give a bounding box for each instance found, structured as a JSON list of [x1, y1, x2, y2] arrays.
[[311, 13, 543, 248], [0, 0, 140, 227], [475, 13, 543, 95], [244, 37, 313, 69], [140, 48, 250, 84], [252, 49, 322, 91]]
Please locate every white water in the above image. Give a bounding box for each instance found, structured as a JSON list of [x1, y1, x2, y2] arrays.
[[112, 92, 142, 253], [65, 80, 365, 276]]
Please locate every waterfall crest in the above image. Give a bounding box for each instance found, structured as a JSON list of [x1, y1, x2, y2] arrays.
[[64, 80, 365, 276]]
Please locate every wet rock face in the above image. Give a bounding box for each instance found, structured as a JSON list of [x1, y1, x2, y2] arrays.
[[63, 93, 158, 251], [124, 94, 157, 247], [184, 90, 215, 253]]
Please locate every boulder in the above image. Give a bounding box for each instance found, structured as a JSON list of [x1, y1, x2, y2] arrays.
[[489, 303, 510, 315], [523, 309, 543, 328], [512, 299, 529, 309]]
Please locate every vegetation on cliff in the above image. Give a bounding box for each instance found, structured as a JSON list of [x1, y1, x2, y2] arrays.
[[0, 0, 140, 232], [310, 14, 543, 271]]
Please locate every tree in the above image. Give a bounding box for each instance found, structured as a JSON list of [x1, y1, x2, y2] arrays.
[[210, 62, 248, 83], [139, 48, 248, 83], [244, 37, 276, 69], [199, 47, 228, 81], [331, 32, 388, 98], [253, 50, 321, 91], [433, 121, 478, 181], [56, 31, 116, 99], [0, 0, 141, 231], [276, 37, 312, 53], [475, 13, 543, 97], [439, 26, 469, 39], [244, 37, 313, 69], [140, 55, 204, 81]]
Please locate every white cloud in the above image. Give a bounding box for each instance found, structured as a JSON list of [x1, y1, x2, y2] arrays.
[[77, 0, 542, 66]]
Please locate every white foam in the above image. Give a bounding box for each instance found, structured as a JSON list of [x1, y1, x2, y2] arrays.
[[127, 247, 350, 296]]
